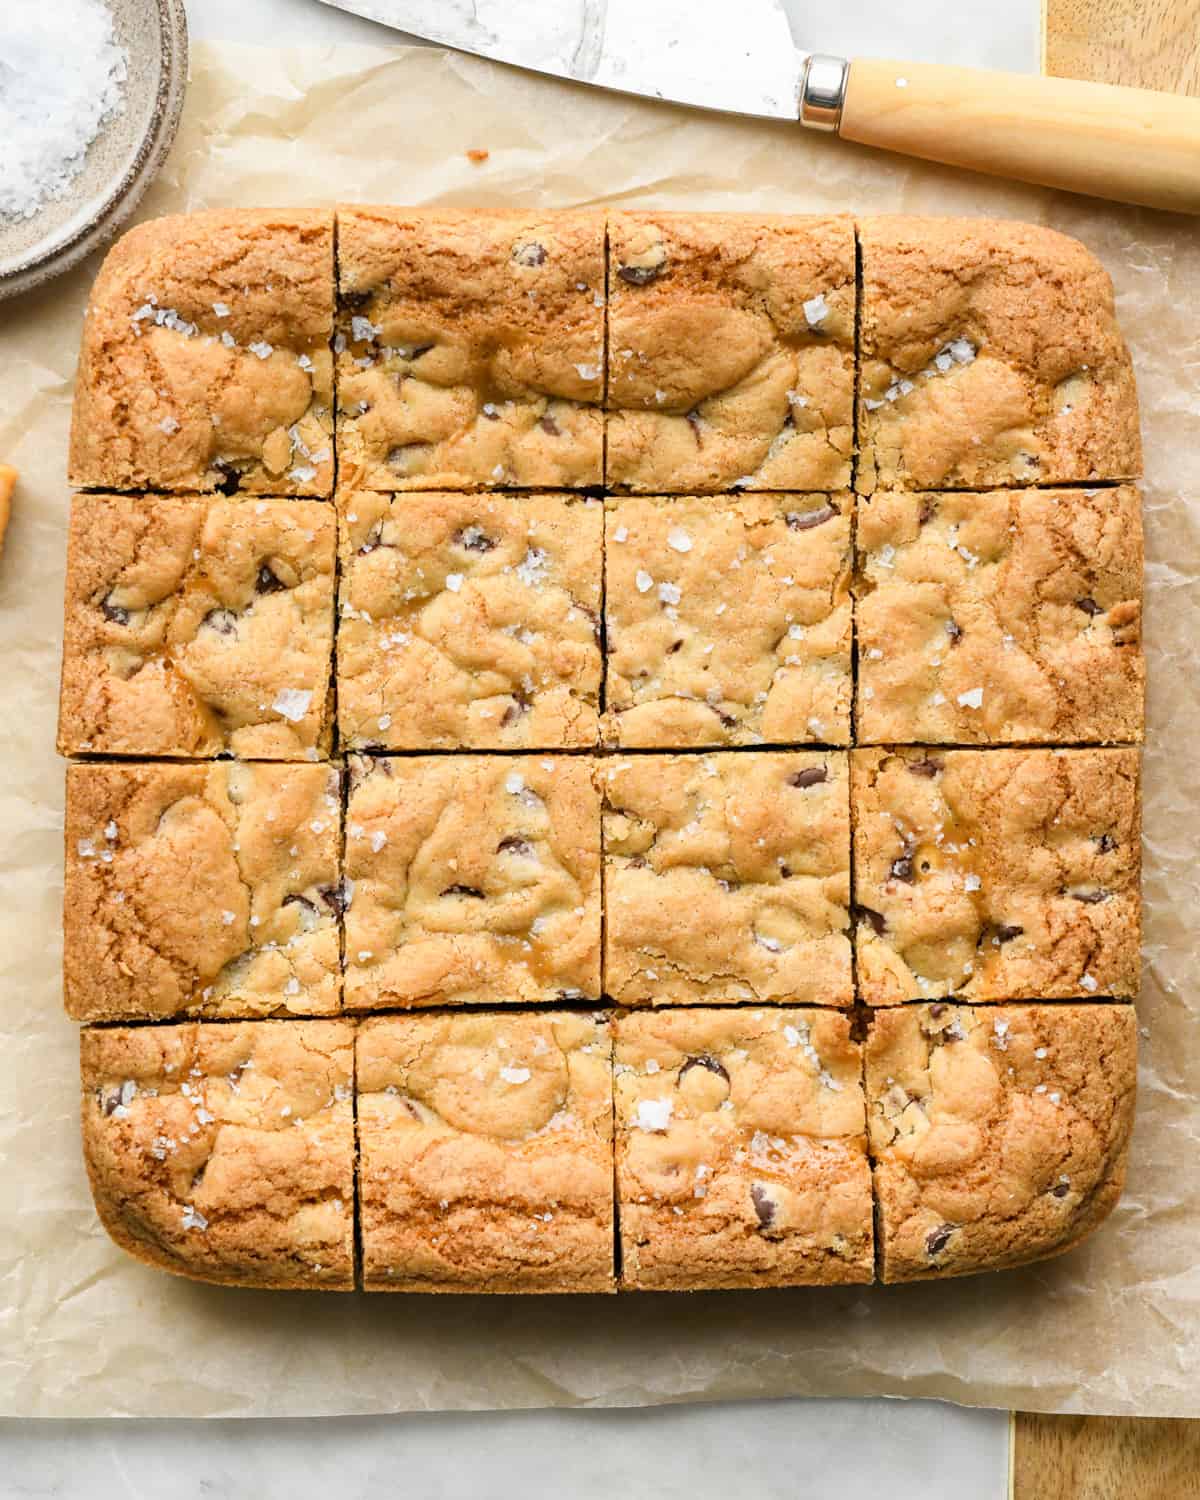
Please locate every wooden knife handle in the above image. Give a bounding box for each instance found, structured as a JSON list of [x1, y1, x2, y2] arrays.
[[837, 58, 1200, 214]]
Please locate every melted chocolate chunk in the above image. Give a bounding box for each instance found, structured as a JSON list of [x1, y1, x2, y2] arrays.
[[789, 766, 828, 789], [678, 1053, 730, 1086], [855, 905, 887, 936], [907, 758, 944, 778], [318, 883, 347, 917], [1095, 833, 1117, 853], [786, 503, 836, 532], [212, 460, 242, 495], [925, 1223, 955, 1258], [256, 563, 286, 595], [496, 836, 534, 857], [202, 608, 237, 636], [339, 287, 372, 311], [617, 263, 662, 286], [539, 413, 561, 436], [750, 1183, 777, 1231], [1050, 1180, 1071, 1199], [101, 597, 129, 625], [1071, 888, 1110, 904], [1075, 596, 1103, 616], [890, 853, 915, 883], [440, 884, 485, 899]]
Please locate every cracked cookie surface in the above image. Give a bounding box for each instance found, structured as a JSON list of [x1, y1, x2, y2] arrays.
[[64, 762, 342, 1022], [603, 492, 852, 747], [336, 207, 604, 490], [851, 748, 1141, 1004], [57, 492, 335, 758], [344, 754, 602, 1009], [615, 1007, 871, 1288], [69, 209, 334, 495], [603, 751, 852, 1007], [605, 212, 855, 492], [358, 1011, 614, 1292], [337, 490, 601, 749], [856, 217, 1140, 493], [856, 488, 1144, 745], [865, 1002, 1136, 1281], [81, 1019, 355, 1288]]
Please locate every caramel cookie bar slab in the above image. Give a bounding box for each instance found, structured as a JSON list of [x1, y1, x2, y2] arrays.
[[856, 488, 1144, 746], [856, 217, 1141, 494], [57, 493, 335, 759], [337, 490, 601, 750], [603, 751, 852, 1007], [81, 1020, 355, 1289], [852, 748, 1141, 1005], [344, 754, 602, 1010], [64, 762, 342, 1023], [866, 1002, 1136, 1281], [603, 493, 852, 748], [69, 209, 334, 496], [336, 208, 603, 490], [358, 1011, 614, 1292], [615, 1008, 872, 1289], [605, 212, 855, 493]]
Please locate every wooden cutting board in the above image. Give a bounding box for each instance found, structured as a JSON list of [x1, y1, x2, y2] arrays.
[[1011, 5, 1200, 1495]]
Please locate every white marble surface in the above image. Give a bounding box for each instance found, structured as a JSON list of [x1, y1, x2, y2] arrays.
[[4, 1, 1031, 1491]]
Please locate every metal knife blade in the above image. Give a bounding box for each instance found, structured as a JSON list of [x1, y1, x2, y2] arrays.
[[315, 0, 807, 119]]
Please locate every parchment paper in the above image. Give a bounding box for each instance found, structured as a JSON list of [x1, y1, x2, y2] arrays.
[[1, 40, 1197, 1420]]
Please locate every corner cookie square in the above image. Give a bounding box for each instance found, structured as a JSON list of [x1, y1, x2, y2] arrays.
[[57, 493, 335, 759], [866, 1003, 1136, 1281], [603, 751, 852, 1006], [856, 488, 1144, 745], [337, 490, 601, 749], [851, 748, 1141, 1005], [615, 1008, 872, 1289], [358, 1011, 614, 1292], [344, 754, 602, 1009], [857, 217, 1141, 493], [81, 1020, 355, 1289], [605, 212, 855, 492], [64, 761, 342, 1023], [603, 492, 852, 747], [336, 208, 604, 489], [69, 209, 335, 496]]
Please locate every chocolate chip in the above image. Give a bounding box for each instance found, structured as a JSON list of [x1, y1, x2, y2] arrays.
[[1071, 888, 1110, 904], [513, 241, 547, 267], [678, 1053, 730, 1086], [318, 883, 347, 917], [925, 1223, 955, 1258], [454, 525, 496, 553], [283, 893, 318, 917], [500, 700, 528, 727], [786, 503, 836, 531], [918, 498, 936, 526], [497, 836, 534, 857], [779, 864, 793, 879], [440, 884, 485, 898], [890, 853, 915, 883], [908, 758, 944, 778], [854, 905, 887, 936], [617, 263, 661, 286], [1050, 1180, 1070, 1199], [982, 924, 1024, 946], [539, 414, 561, 436], [750, 1183, 776, 1231], [716, 708, 739, 729], [668, 639, 684, 654], [202, 608, 237, 636], [1076, 596, 1102, 616], [99, 1087, 123, 1117], [789, 767, 827, 789], [945, 619, 963, 644], [339, 288, 372, 311], [928, 1003, 948, 1019], [212, 460, 242, 495], [101, 597, 129, 625], [256, 563, 286, 595], [685, 409, 704, 444], [1095, 833, 1117, 853]]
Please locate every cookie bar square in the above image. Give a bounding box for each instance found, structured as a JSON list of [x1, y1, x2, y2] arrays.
[[64, 762, 342, 1023], [605, 212, 855, 492], [865, 1002, 1136, 1281], [603, 493, 852, 748], [336, 208, 604, 490], [851, 748, 1141, 1005], [357, 1011, 614, 1292], [603, 752, 852, 1007], [344, 754, 602, 1010], [69, 209, 334, 496], [857, 217, 1141, 493], [614, 1008, 872, 1289], [81, 1020, 355, 1289], [856, 488, 1144, 745], [337, 490, 601, 750], [57, 493, 335, 759]]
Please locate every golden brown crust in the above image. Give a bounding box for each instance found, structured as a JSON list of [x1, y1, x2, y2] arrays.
[[606, 212, 855, 492], [337, 490, 601, 750], [357, 1011, 614, 1292], [81, 1020, 355, 1289], [615, 1008, 872, 1288], [336, 207, 603, 490], [64, 762, 342, 1023], [856, 488, 1144, 745], [69, 209, 334, 495], [603, 493, 852, 748], [865, 1003, 1136, 1282], [57, 493, 335, 758], [857, 217, 1141, 494], [851, 748, 1141, 1005], [344, 755, 602, 1010], [603, 752, 853, 1007]]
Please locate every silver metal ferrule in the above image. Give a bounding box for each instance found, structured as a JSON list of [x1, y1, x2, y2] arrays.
[[800, 54, 848, 132]]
